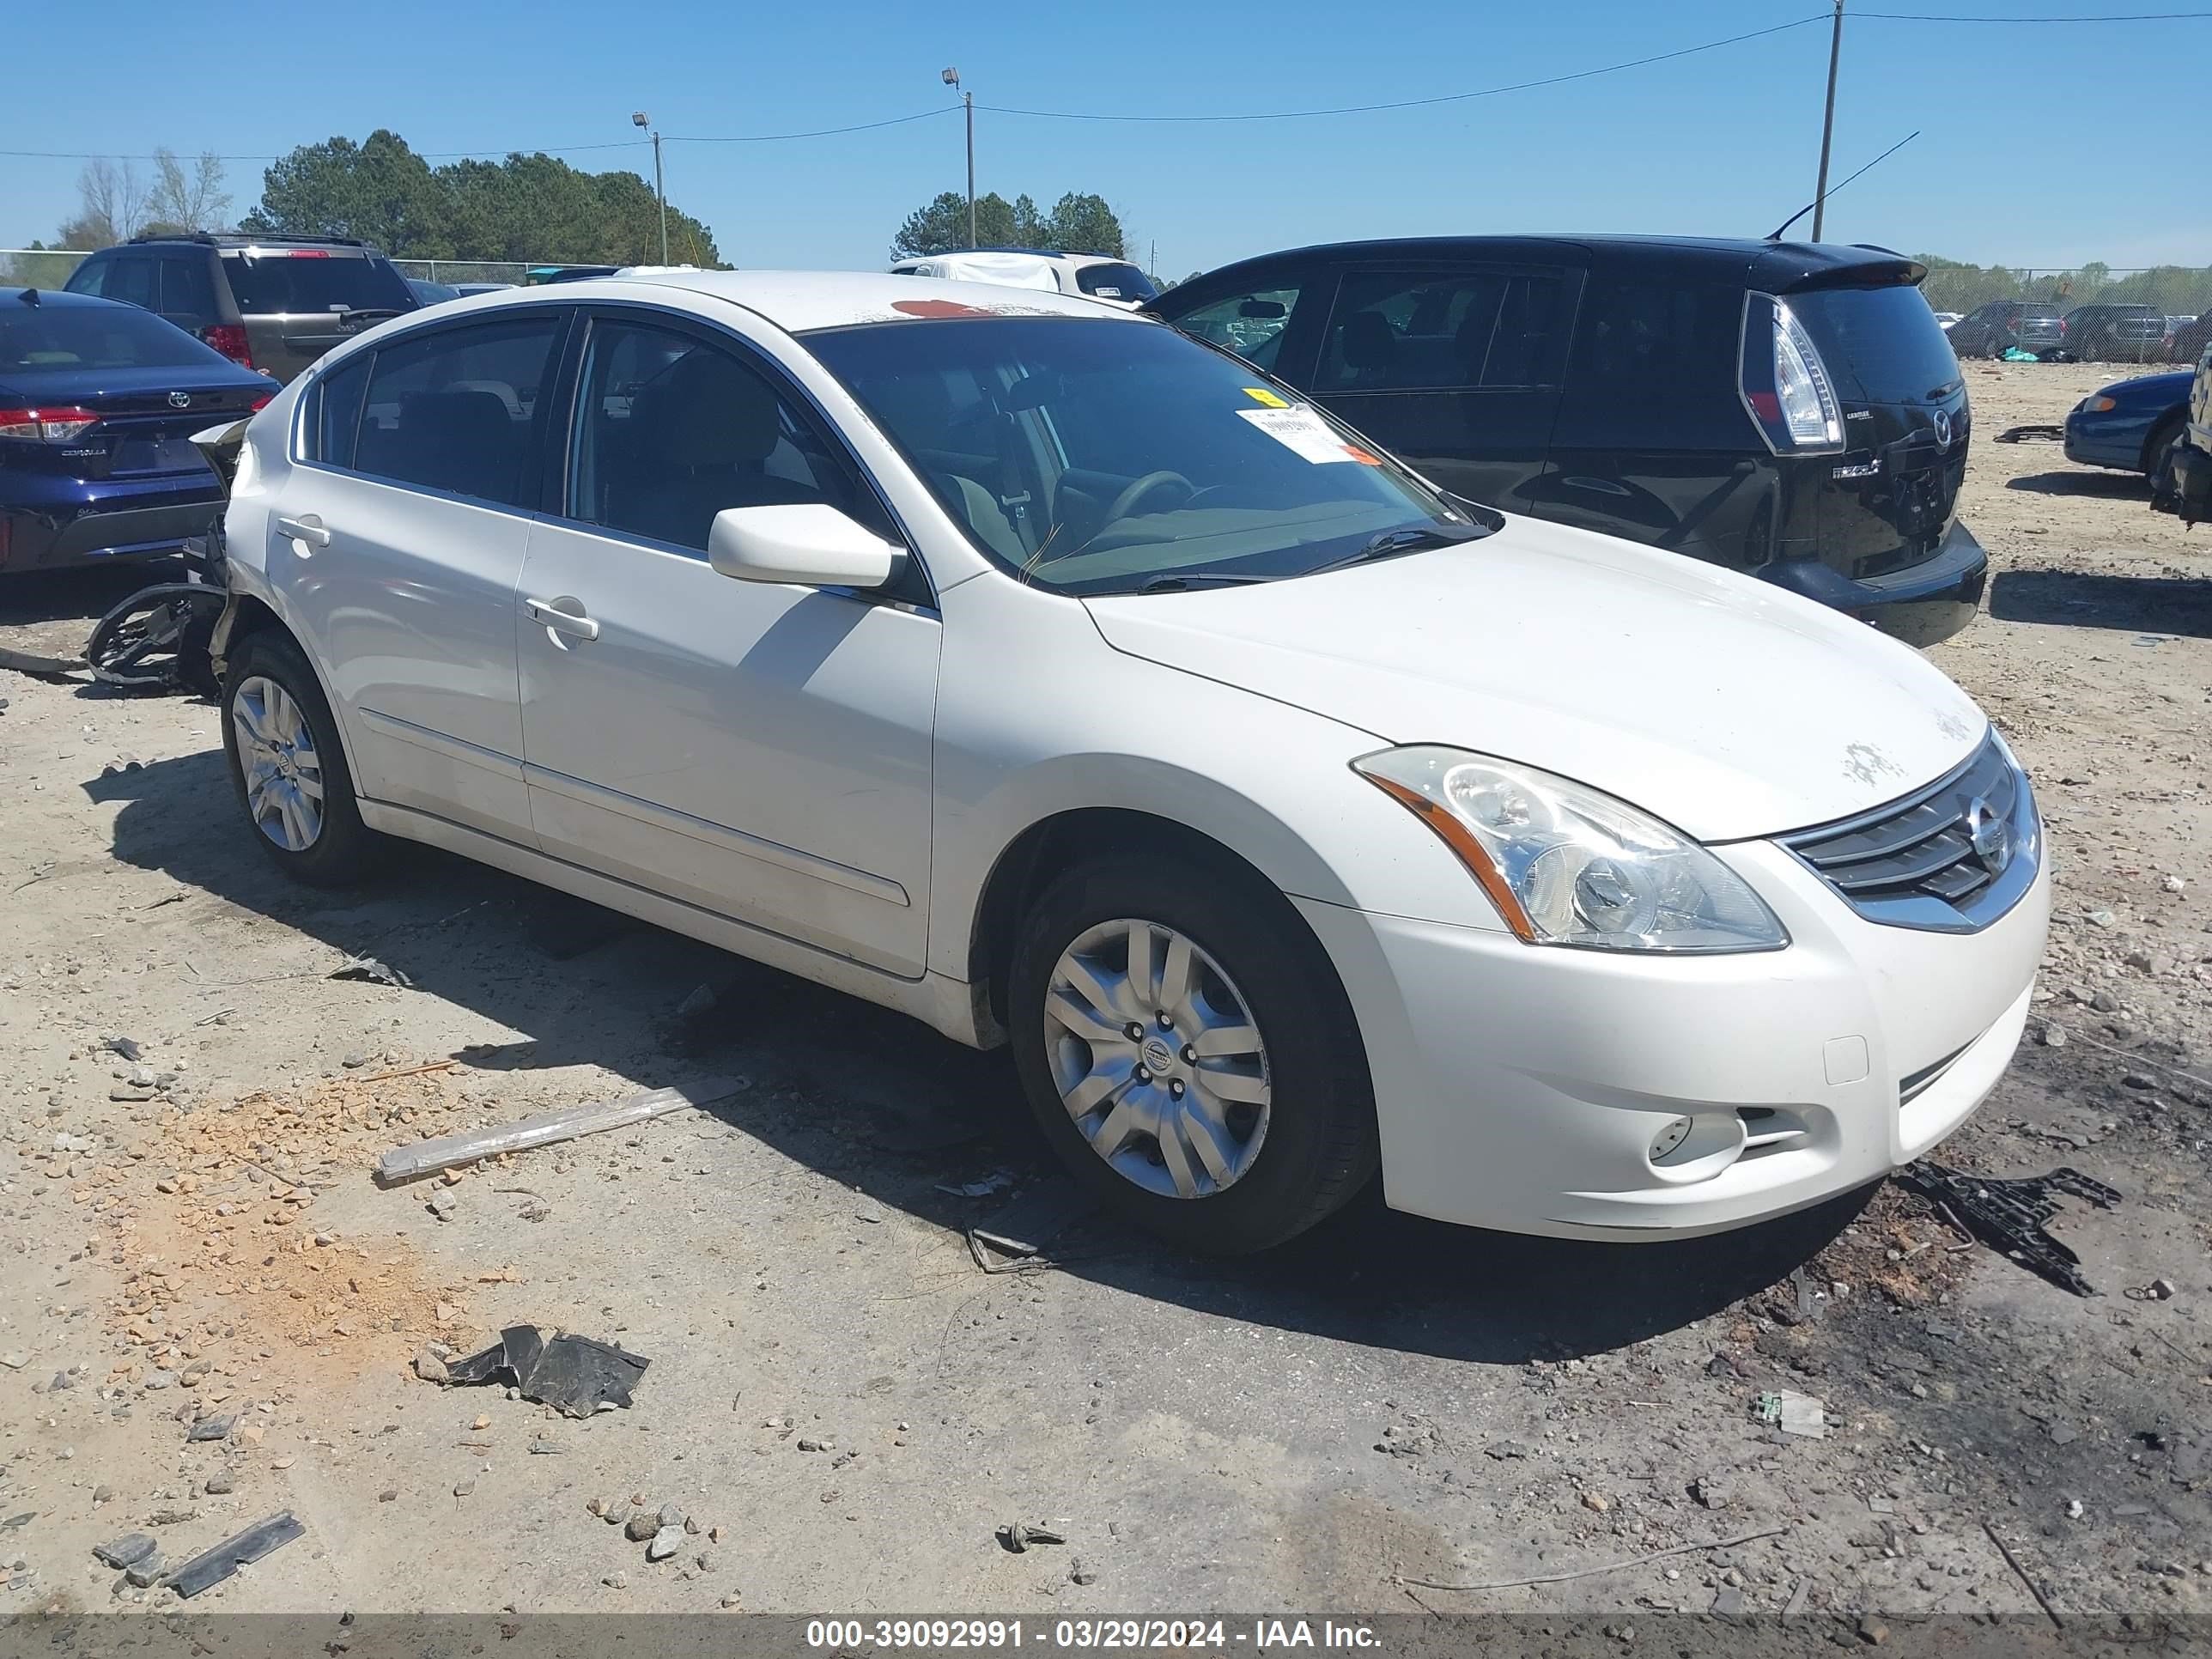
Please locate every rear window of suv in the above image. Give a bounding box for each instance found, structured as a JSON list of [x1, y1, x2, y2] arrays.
[[221, 252, 416, 316], [1788, 285, 1962, 404], [1075, 264, 1159, 302]]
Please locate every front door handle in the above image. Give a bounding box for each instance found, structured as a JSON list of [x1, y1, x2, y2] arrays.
[[275, 514, 331, 548], [523, 596, 600, 641]]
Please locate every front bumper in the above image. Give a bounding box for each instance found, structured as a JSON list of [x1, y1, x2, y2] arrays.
[[1299, 833, 2050, 1241], [2063, 410, 2154, 471], [1759, 518, 1988, 647]]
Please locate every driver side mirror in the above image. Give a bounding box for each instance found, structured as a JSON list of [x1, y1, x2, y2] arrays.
[[708, 503, 902, 591]]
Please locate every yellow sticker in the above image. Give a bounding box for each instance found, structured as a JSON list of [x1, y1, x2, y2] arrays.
[[1243, 386, 1290, 409]]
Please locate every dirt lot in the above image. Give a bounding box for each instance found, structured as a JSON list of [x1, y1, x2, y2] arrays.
[[0, 362, 2207, 1638]]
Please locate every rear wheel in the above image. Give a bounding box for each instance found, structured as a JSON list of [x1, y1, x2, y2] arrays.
[[222, 630, 380, 885], [1007, 853, 1377, 1254]]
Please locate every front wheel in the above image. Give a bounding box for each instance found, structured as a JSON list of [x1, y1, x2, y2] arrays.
[[1007, 854, 1378, 1254]]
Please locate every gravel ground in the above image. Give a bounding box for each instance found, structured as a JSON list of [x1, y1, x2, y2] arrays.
[[0, 360, 2205, 1636]]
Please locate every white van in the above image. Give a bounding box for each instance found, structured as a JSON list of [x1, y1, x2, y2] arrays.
[[889, 249, 1159, 308]]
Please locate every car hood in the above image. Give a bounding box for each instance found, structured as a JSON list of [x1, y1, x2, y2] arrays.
[[1082, 516, 1987, 842]]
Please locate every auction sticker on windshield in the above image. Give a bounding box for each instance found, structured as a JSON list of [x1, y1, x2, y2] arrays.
[[1238, 404, 1380, 465]]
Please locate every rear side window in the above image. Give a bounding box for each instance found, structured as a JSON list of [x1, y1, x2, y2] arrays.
[[159, 256, 216, 316], [0, 302, 228, 373], [349, 316, 562, 507], [222, 252, 416, 316], [1319, 267, 1572, 392], [1788, 285, 1961, 404]]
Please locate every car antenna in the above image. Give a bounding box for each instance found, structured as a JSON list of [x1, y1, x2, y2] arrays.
[[1766, 131, 1920, 242], [19, 288, 38, 305]]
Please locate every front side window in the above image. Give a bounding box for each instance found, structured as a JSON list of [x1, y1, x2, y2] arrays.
[[1159, 285, 1304, 372], [805, 316, 1483, 596], [351, 315, 562, 507], [63, 257, 107, 298], [566, 319, 872, 554]]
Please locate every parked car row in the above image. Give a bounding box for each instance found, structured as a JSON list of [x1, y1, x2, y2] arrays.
[[1945, 297, 2207, 362], [194, 269, 2046, 1256]]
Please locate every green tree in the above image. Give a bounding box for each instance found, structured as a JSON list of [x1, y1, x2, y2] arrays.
[[891, 189, 1120, 258], [1042, 193, 1125, 258], [243, 132, 719, 265]]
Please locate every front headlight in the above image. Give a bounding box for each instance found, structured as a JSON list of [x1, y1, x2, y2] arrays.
[[1354, 746, 1788, 954]]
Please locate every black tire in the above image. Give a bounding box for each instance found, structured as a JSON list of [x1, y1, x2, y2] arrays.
[[1007, 852, 1378, 1255], [2142, 411, 2186, 477], [221, 629, 381, 886]]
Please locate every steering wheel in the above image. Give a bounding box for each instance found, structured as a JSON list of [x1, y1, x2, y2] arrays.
[[1104, 471, 1196, 524]]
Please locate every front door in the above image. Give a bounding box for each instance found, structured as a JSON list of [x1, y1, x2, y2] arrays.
[[515, 311, 939, 976], [1304, 264, 1577, 513], [264, 309, 569, 843]]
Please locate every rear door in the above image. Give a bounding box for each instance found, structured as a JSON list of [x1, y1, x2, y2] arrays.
[[1304, 260, 1580, 510], [222, 248, 419, 382], [265, 308, 570, 843]]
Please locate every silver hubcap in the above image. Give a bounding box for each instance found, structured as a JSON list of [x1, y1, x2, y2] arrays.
[[231, 675, 324, 853], [1043, 918, 1271, 1200]]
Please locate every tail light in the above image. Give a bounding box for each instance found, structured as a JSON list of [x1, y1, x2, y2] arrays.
[[2057, 318, 2069, 337], [1740, 295, 1843, 454], [202, 325, 255, 369], [0, 406, 99, 442], [250, 394, 273, 412]]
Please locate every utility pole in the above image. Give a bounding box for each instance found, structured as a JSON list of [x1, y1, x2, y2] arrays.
[[943, 68, 975, 247], [1810, 0, 1844, 242], [632, 111, 669, 264]]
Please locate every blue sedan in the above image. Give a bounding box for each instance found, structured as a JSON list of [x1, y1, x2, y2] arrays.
[[2, 289, 276, 574], [2063, 368, 2193, 476]]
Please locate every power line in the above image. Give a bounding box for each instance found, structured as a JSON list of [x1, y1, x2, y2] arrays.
[[665, 108, 953, 144], [1859, 8, 2212, 17], [976, 16, 1826, 124], [0, 140, 655, 163]]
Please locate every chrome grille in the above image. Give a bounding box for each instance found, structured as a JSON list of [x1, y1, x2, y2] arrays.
[[1781, 735, 2038, 933]]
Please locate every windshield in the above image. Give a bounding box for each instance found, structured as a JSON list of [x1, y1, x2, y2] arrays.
[[804, 317, 1478, 596], [222, 252, 416, 315], [1, 302, 229, 374], [1075, 264, 1159, 302]]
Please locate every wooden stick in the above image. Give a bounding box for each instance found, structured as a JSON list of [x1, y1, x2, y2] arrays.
[[1396, 1527, 1787, 1594], [1982, 1519, 2064, 1632], [373, 1080, 742, 1185], [359, 1060, 456, 1085]]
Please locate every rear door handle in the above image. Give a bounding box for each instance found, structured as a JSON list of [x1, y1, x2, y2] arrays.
[[523, 596, 600, 641], [275, 514, 331, 548]]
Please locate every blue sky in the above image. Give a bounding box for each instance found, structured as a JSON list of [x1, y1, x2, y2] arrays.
[[4, 1, 2206, 274]]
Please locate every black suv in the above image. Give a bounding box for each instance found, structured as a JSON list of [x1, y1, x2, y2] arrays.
[[1150, 236, 1984, 644], [64, 234, 418, 383], [2062, 303, 2168, 362]]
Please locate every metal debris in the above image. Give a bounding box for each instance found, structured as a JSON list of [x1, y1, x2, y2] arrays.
[[1756, 1389, 1828, 1439], [444, 1325, 650, 1418], [997, 1522, 1067, 1553], [329, 955, 413, 989], [968, 1178, 1097, 1273], [1896, 1162, 2122, 1297], [168, 1510, 306, 1599], [92, 1534, 158, 1570]]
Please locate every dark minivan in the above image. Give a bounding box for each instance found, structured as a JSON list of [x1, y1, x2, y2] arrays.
[[1149, 237, 1984, 643]]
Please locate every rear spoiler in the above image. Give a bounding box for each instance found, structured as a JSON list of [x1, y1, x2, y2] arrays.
[[1771, 248, 1928, 294]]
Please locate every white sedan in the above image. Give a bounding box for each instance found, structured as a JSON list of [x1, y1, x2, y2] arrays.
[[213, 272, 2048, 1252]]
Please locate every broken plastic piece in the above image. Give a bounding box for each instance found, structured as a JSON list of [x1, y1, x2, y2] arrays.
[[1755, 1389, 1827, 1439], [1896, 1161, 2120, 1297], [967, 1178, 1097, 1273], [169, 1510, 305, 1599], [997, 1521, 1067, 1553], [330, 955, 412, 988], [92, 1532, 158, 1569], [446, 1325, 649, 1418]]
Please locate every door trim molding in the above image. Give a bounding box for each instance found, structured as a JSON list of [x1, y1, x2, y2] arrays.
[[521, 761, 911, 907], [357, 706, 526, 781]]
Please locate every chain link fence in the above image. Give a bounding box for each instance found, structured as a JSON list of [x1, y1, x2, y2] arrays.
[[0, 250, 537, 291], [0, 248, 89, 289], [388, 259, 532, 288], [1920, 264, 2212, 367]]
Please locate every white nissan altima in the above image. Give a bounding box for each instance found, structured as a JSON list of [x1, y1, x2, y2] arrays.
[[212, 271, 2048, 1253]]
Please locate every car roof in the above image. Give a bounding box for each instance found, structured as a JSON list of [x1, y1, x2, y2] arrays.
[[459, 270, 1146, 333], [8, 287, 132, 312], [1176, 234, 1923, 291]]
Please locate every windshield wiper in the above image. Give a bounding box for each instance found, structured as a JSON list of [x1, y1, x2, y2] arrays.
[[1304, 521, 1491, 578], [1134, 572, 1270, 593]]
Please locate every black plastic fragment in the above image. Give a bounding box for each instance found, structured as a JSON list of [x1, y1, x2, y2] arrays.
[[445, 1324, 648, 1417], [1897, 1161, 2122, 1297], [169, 1510, 305, 1598]]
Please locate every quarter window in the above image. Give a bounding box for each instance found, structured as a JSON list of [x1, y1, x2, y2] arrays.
[[565, 319, 869, 554], [307, 355, 372, 470], [350, 316, 562, 507]]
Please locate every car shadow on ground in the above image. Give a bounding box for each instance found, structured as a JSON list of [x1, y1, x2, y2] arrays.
[[0, 558, 185, 628], [2003, 469, 2149, 498], [90, 747, 1862, 1367], [1990, 567, 2212, 639]]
